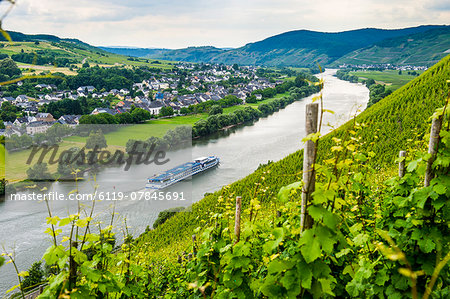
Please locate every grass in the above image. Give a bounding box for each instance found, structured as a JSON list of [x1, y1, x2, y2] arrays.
[[349, 69, 424, 91], [65, 92, 291, 147], [5, 141, 126, 182], [3, 91, 293, 182], [0, 41, 175, 73]]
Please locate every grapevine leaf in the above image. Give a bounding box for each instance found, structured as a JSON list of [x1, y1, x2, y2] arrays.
[[299, 229, 321, 263]]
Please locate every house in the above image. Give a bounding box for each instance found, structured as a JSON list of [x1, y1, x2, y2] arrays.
[[77, 86, 95, 93], [116, 100, 133, 111], [109, 89, 119, 95], [57, 115, 81, 127], [120, 88, 129, 95], [155, 92, 164, 100], [91, 108, 118, 115], [23, 106, 39, 115], [2, 97, 15, 103], [147, 101, 163, 115], [14, 116, 36, 126], [3, 126, 22, 137], [35, 113, 55, 122], [26, 121, 54, 135], [15, 95, 31, 104]]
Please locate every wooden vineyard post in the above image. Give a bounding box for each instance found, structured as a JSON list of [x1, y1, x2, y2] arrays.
[[234, 196, 242, 244], [424, 116, 443, 187], [398, 150, 406, 178], [301, 103, 319, 232]]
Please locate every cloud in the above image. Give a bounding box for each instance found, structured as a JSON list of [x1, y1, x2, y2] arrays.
[[425, 0, 450, 11], [2, 0, 449, 48]]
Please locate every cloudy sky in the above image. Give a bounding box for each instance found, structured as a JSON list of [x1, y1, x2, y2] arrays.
[[1, 0, 449, 48]]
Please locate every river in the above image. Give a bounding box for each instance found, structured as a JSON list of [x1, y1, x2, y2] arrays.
[[0, 69, 368, 293]]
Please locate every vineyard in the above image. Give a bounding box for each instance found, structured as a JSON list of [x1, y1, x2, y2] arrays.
[[2, 55, 449, 298]]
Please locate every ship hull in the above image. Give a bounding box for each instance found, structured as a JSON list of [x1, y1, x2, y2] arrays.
[[146, 156, 219, 190]]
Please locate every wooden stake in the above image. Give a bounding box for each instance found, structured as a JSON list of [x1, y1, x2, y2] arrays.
[[234, 196, 242, 244], [301, 103, 319, 232], [398, 151, 406, 178], [425, 116, 443, 187]]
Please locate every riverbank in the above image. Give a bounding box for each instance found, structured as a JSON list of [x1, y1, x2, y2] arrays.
[[4, 92, 292, 182], [0, 69, 370, 294]]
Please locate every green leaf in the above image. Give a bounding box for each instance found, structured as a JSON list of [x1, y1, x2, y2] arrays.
[[418, 238, 435, 253], [433, 184, 447, 195], [318, 278, 335, 296], [59, 217, 72, 227], [406, 160, 419, 172], [299, 229, 321, 263], [299, 263, 313, 289], [277, 181, 302, 202], [268, 259, 293, 274], [413, 187, 431, 209]]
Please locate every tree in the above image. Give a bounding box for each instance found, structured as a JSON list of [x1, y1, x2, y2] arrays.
[[0, 58, 21, 77], [85, 130, 107, 150], [21, 261, 44, 292], [365, 78, 376, 88], [209, 105, 223, 116], [180, 107, 190, 115], [159, 106, 174, 117], [115, 112, 134, 124], [246, 95, 257, 103], [131, 108, 151, 123], [27, 163, 52, 181], [82, 61, 90, 68]]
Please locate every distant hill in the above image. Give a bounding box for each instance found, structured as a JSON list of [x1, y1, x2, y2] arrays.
[[147, 46, 227, 63], [0, 31, 174, 69], [3, 26, 448, 68], [144, 25, 448, 67], [332, 27, 450, 66], [98, 47, 171, 58]]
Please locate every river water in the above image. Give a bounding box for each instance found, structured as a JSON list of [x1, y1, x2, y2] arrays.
[[0, 69, 368, 293]]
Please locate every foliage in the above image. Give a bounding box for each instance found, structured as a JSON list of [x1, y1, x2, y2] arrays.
[[153, 207, 186, 229], [85, 130, 107, 149], [0, 57, 21, 79], [208, 105, 223, 116], [367, 83, 392, 107], [335, 69, 359, 83], [21, 261, 45, 292], [26, 162, 52, 181]]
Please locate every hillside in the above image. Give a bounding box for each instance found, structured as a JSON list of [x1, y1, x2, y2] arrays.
[[0, 31, 174, 71], [147, 46, 227, 63], [135, 54, 449, 282], [98, 47, 171, 58], [144, 25, 448, 66], [334, 27, 450, 66]]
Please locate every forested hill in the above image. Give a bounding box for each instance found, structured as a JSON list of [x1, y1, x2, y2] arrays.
[[333, 26, 450, 66], [98, 47, 171, 58], [0, 30, 89, 47], [145, 25, 449, 66]]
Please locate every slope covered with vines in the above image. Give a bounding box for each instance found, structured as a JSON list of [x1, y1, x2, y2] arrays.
[[138, 55, 449, 253]]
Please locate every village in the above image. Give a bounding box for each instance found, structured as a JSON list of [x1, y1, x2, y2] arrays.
[[0, 63, 284, 137]]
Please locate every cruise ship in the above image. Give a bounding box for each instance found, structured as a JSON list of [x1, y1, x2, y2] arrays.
[[146, 156, 220, 189]]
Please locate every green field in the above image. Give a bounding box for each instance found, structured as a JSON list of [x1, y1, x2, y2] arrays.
[[349, 69, 424, 90], [0, 41, 175, 73], [65, 115, 204, 146], [66, 92, 291, 147], [3, 91, 293, 181]]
